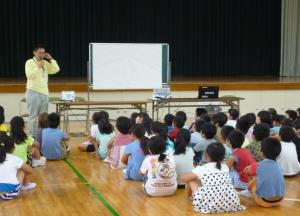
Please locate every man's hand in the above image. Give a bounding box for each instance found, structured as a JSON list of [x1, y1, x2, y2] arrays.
[[45, 53, 52, 60], [38, 61, 44, 68]]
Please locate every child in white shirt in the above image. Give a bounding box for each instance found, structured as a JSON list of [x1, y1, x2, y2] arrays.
[[0, 132, 36, 200], [140, 135, 177, 196]]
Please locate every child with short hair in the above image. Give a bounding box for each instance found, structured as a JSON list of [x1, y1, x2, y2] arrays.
[[41, 113, 69, 160], [164, 114, 175, 132], [236, 116, 251, 147], [34, 112, 48, 146], [10, 116, 46, 167], [271, 114, 285, 135], [0, 105, 8, 133], [173, 129, 194, 187], [243, 138, 285, 207], [78, 111, 108, 152], [151, 121, 174, 153], [168, 116, 185, 141], [256, 111, 273, 128], [189, 119, 205, 148], [90, 119, 115, 160], [246, 123, 270, 162], [277, 126, 300, 176], [212, 112, 228, 143], [226, 108, 239, 128], [182, 142, 245, 213], [0, 132, 36, 200], [122, 124, 149, 181], [226, 130, 255, 189], [140, 136, 177, 196], [285, 110, 298, 122], [106, 116, 132, 169], [188, 108, 207, 130], [220, 125, 234, 161], [176, 111, 189, 129], [193, 122, 217, 164]]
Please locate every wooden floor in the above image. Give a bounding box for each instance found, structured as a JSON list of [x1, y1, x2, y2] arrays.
[[1, 137, 300, 216], [1, 76, 300, 93]]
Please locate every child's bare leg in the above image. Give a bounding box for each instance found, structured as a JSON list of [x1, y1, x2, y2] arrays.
[[31, 146, 41, 160], [186, 180, 201, 199], [78, 144, 88, 152], [17, 169, 30, 186]]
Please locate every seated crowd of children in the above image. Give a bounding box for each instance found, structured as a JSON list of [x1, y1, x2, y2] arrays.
[[1, 104, 300, 213]]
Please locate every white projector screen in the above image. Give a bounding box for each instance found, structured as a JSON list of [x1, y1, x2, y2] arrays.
[[89, 43, 168, 90]]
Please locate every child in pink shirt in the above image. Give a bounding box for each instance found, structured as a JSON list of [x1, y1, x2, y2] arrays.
[[105, 116, 132, 169]]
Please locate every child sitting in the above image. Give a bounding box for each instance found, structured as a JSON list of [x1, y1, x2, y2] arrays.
[[212, 112, 228, 143], [190, 119, 205, 148], [41, 113, 70, 160], [106, 116, 132, 169], [181, 142, 245, 213], [245, 113, 256, 141], [175, 111, 189, 129], [277, 126, 300, 176], [189, 108, 207, 130], [242, 137, 285, 207], [10, 116, 46, 167], [90, 119, 115, 160], [226, 108, 239, 128], [34, 112, 48, 146], [226, 130, 255, 189], [193, 122, 217, 164], [78, 111, 108, 152], [271, 114, 285, 135], [246, 123, 270, 162], [122, 124, 149, 181], [140, 136, 177, 196], [164, 114, 175, 132], [151, 121, 174, 153], [0, 132, 36, 200], [168, 116, 185, 141], [236, 116, 251, 148], [220, 125, 234, 161], [173, 129, 194, 188], [0, 106, 8, 133], [256, 111, 273, 128]]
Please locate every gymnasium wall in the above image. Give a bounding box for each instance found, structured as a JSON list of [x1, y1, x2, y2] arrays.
[[0, 90, 298, 124]]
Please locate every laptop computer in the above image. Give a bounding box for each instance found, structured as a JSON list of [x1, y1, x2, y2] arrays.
[[198, 86, 219, 99]]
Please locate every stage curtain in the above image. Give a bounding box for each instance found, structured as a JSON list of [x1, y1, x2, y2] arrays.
[[0, 0, 281, 78], [280, 0, 300, 77]]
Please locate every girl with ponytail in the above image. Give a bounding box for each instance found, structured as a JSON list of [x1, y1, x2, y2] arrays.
[[140, 136, 177, 197], [181, 142, 245, 213], [0, 132, 36, 200]]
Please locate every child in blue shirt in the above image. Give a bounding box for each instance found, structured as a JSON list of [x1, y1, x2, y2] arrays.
[[121, 124, 149, 181], [243, 137, 285, 207], [42, 113, 69, 160]]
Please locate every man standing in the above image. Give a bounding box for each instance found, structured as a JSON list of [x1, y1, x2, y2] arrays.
[[25, 45, 60, 136]]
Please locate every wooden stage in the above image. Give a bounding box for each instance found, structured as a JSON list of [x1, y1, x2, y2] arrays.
[[1, 76, 300, 93], [1, 136, 299, 216]]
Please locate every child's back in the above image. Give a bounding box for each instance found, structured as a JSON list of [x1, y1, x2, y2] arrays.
[[42, 128, 67, 160], [277, 126, 300, 176], [124, 139, 145, 181], [232, 148, 255, 183], [141, 153, 177, 196], [110, 133, 132, 168], [192, 162, 245, 213], [277, 141, 300, 175], [95, 131, 114, 159], [13, 136, 35, 162]]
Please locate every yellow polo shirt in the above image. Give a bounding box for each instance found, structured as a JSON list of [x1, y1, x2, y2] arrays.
[[25, 58, 60, 95]]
